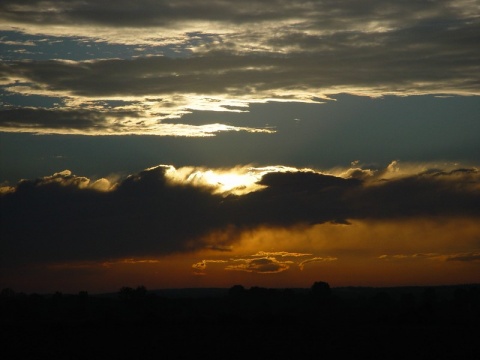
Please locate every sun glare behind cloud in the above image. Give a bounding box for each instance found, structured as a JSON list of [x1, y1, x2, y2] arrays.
[[163, 165, 320, 195]]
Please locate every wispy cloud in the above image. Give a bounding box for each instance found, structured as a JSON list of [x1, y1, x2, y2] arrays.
[[252, 251, 312, 258], [225, 257, 293, 274], [298, 257, 337, 270], [192, 259, 229, 274], [379, 251, 480, 263], [446, 252, 480, 262]]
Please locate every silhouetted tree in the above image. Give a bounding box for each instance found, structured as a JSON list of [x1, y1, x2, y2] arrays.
[[135, 285, 147, 299], [310, 281, 331, 299], [228, 285, 246, 298], [119, 286, 135, 301], [0, 288, 15, 298], [118, 286, 148, 303]]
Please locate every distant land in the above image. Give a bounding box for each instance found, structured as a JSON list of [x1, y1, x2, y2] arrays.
[[89, 283, 480, 299], [2, 283, 479, 359]]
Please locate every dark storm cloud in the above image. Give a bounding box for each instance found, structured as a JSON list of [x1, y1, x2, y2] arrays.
[[0, 0, 473, 28], [348, 168, 480, 219], [3, 34, 478, 98], [1, 164, 479, 267], [2, 56, 266, 97], [0, 107, 136, 132], [0, 166, 223, 266], [0, 0, 294, 26]]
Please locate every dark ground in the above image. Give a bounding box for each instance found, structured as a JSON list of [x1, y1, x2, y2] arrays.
[[1, 283, 479, 359]]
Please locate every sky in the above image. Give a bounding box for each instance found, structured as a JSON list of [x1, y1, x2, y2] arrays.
[[1, 0, 479, 294]]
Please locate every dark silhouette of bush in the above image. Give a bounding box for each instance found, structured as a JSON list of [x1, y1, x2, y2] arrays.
[[310, 281, 331, 297], [310, 281, 332, 307], [228, 284, 246, 298], [118, 285, 147, 302], [0, 287, 15, 298]]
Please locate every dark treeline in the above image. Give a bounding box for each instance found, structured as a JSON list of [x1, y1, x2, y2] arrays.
[[1, 282, 479, 359]]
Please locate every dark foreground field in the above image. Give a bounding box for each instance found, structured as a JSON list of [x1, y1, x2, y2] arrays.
[[1, 283, 479, 359]]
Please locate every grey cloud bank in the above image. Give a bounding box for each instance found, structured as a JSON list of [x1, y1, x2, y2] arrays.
[[1, 0, 479, 135], [1, 0, 476, 29]]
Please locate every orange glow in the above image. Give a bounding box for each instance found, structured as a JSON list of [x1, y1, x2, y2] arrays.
[[2, 217, 478, 294], [186, 217, 480, 288]]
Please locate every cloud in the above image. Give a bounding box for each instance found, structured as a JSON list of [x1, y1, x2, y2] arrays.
[[378, 253, 443, 261], [378, 251, 480, 263], [1, 0, 478, 134], [0, 105, 274, 136], [0, 107, 134, 133], [191, 251, 336, 275], [1, 162, 479, 267], [446, 252, 480, 262], [191, 259, 228, 274], [298, 257, 337, 270], [348, 167, 480, 219], [1, 1, 477, 41], [225, 257, 293, 274], [192, 260, 207, 272], [104, 258, 161, 266], [252, 251, 312, 258], [0, 165, 222, 266]]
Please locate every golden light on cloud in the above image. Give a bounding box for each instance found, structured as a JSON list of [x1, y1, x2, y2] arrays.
[[163, 165, 263, 195], [188, 169, 263, 195], [298, 257, 338, 270], [225, 257, 294, 274], [163, 164, 317, 195]]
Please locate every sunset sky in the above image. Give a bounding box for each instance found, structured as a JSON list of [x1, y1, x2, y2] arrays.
[[1, 0, 479, 294]]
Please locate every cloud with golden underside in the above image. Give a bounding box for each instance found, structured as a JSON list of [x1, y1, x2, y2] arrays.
[[1, 162, 479, 268]]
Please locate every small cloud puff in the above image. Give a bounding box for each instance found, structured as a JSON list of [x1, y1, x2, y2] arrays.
[[225, 257, 293, 274]]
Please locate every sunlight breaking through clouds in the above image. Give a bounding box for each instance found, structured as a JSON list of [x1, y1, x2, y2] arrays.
[[164, 164, 318, 195]]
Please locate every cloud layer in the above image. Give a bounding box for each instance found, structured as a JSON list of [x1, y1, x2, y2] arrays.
[[2, 162, 479, 267], [1, 0, 478, 134]]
